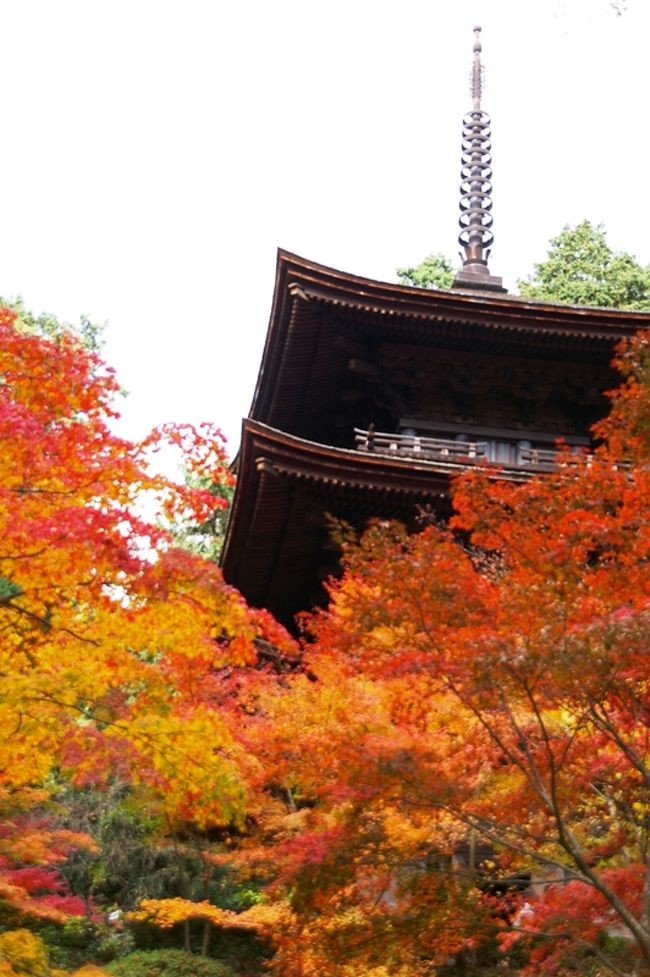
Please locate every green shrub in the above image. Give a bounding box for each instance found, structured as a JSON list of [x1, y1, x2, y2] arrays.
[[37, 918, 134, 970], [105, 948, 236, 977]]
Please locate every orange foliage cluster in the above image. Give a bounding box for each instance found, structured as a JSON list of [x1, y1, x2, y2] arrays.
[[129, 897, 293, 935]]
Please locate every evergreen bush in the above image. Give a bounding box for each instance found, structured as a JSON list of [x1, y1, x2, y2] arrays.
[[105, 948, 236, 977]]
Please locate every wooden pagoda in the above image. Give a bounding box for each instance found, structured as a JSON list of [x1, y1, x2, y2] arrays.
[[221, 30, 648, 627]]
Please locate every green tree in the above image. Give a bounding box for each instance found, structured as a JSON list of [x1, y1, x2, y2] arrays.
[[171, 475, 234, 562], [396, 253, 454, 290], [518, 220, 650, 309], [0, 295, 105, 349]]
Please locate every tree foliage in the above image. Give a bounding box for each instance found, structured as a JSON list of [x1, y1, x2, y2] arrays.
[[396, 253, 454, 290], [400, 222, 650, 310], [0, 928, 50, 976], [518, 220, 650, 308], [8, 276, 650, 977], [0, 303, 295, 952], [171, 477, 234, 563], [105, 948, 236, 977], [0, 295, 104, 350], [217, 325, 650, 977]]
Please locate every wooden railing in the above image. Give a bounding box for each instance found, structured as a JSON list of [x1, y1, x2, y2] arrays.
[[354, 429, 559, 470], [516, 444, 559, 467]]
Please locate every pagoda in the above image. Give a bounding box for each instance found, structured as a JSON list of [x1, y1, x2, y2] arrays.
[[221, 29, 647, 627]]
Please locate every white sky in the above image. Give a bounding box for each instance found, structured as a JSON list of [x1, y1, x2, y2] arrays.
[[0, 0, 646, 457]]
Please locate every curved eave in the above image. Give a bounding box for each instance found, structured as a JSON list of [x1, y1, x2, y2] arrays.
[[221, 419, 456, 617], [221, 419, 551, 621], [267, 249, 650, 322], [249, 250, 649, 427], [222, 419, 455, 562]]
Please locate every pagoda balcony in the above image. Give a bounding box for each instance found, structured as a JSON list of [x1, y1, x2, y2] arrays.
[[354, 428, 580, 473]]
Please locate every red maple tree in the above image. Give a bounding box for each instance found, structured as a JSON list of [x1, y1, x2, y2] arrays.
[[234, 327, 650, 977]]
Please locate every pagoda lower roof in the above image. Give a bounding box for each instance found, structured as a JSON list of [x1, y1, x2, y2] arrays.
[[221, 419, 540, 624]]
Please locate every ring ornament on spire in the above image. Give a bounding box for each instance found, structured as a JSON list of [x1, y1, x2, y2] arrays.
[[451, 26, 506, 294]]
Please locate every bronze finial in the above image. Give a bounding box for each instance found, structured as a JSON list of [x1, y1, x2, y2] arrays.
[[452, 27, 506, 293]]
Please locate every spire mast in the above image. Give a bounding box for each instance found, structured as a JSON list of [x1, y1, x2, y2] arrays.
[[452, 26, 506, 293]]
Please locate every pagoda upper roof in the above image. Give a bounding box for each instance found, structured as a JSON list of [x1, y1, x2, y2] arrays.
[[250, 250, 648, 434]]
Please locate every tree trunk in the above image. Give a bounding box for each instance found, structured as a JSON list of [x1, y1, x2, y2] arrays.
[[177, 864, 192, 952]]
